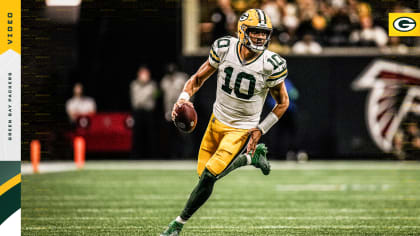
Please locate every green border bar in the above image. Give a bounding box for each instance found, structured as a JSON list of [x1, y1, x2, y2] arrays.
[[0, 183, 20, 225], [0, 161, 20, 185]]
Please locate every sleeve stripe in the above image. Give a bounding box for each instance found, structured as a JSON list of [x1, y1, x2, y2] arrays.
[[268, 69, 287, 79], [211, 47, 220, 60], [267, 74, 287, 82], [209, 53, 220, 63]]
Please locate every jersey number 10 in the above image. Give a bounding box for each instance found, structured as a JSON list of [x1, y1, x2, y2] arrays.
[[221, 66, 256, 99]]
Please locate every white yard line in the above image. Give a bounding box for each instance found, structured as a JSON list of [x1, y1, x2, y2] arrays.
[[21, 161, 77, 175], [25, 208, 420, 213], [22, 225, 420, 230], [21, 194, 420, 201], [275, 184, 394, 191], [21, 160, 420, 175], [22, 216, 420, 221]]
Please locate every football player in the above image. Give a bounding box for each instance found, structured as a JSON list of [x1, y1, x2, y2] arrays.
[[161, 8, 289, 236]]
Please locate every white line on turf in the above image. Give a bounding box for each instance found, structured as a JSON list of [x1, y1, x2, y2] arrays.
[[24, 208, 420, 213], [22, 225, 420, 230], [22, 198, 420, 208], [22, 216, 420, 221], [21, 160, 420, 175], [21, 196, 420, 201], [275, 184, 392, 191]]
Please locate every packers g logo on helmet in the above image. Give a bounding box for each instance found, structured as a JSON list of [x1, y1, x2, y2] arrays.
[[237, 9, 273, 52], [239, 12, 249, 22]]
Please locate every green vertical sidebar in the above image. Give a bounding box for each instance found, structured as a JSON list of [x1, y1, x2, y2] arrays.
[[0, 161, 21, 226]]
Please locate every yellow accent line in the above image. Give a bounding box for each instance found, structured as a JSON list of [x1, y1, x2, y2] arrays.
[[236, 42, 261, 64], [0, 174, 21, 197], [237, 42, 243, 62], [269, 69, 288, 79], [210, 49, 220, 60], [246, 54, 259, 64]]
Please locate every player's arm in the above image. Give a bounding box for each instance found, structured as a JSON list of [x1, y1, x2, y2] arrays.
[[172, 60, 217, 120], [247, 82, 289, 154], [183, 60, 217, 98], [268, 81, 290, 120]]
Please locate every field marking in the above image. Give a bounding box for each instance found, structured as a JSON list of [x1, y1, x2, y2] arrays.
[[22, 225, 420, 230], [25, 207, 420, 216], [21, 197, 420, 209], [21, 194, 420, 201], [21, 160, 420, 175], [23, 207, 420, 213], [189, 225, 420, 229], [22, 216, 420, 221], [275, 184, 392, 191]]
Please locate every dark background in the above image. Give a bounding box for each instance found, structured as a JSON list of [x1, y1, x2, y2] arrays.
[[183, 56, 420, 159], [22, 0, 420, 160], [22, 1, 182, 159]]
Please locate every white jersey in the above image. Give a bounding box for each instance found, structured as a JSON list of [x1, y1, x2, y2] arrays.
[[208, 36, 288, 129]]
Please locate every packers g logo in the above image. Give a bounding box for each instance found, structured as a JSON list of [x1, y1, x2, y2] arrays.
[[393, 17, 416, 32], [389, 13, 420, 36], [239, 13, 249, 22]]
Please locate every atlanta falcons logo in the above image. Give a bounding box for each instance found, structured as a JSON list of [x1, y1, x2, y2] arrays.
[[352, 60, 420, 152]]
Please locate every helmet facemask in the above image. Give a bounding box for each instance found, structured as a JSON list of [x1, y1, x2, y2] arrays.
[[240, 25, 272, 53]]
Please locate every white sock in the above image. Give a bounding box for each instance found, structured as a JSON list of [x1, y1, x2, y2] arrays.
[[175, 216, 187, 224], [245, 153, 252, 165]]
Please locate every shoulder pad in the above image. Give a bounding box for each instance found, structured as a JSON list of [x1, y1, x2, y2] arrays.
[[263, 51, 287, 75], [209, 36, 236, 67]]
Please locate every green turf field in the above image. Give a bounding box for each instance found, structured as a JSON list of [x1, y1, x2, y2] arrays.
[[22, 162, 420, 235]]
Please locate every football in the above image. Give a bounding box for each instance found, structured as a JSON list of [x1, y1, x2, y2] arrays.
[[174, 103, 197, 133]]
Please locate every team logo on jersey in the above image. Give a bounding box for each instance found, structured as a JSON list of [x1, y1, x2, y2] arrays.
[[389, 13, 420, 36], [352, 60, 420, 152], [239, 13, 249, 22]]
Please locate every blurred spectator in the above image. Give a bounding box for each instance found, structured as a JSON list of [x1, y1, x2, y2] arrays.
[[130, 65, 158, 159], [349, 15, 388, 47], [292, 34, 322, 54], [394, 120, 420, 160], [392, 2, 413, 13], [197, 0, 406, 49], [381, 37, 409, 54], [206, 0, 237, 42], [161, 63, 192, 158], [297, 0, 317, 22], [265, 79, 306, 159], [268, 36, 291, 54], [318, 0, 335, 19], [296, 12, 327, 45], [329, 0, 346, 9], [326, 8, 353, 46], [347, 0, 361, 24], [161, 63, 188, 122], [261, 0, 283, 31], [406, 122, 420, 150], [393, 129, 405, 159], [282, 1, 300, 32], [272, 0, 300, 46], [232, 0, 248, 13], [66, 82, 96, 123], [357, 2, 371, 18]]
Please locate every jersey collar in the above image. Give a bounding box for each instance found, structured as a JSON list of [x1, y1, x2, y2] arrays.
[[235, 41, 264, 66]]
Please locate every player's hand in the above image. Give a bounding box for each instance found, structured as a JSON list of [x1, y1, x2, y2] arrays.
[[171, 99, 194, 121], [247, 128, 262, 155]]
